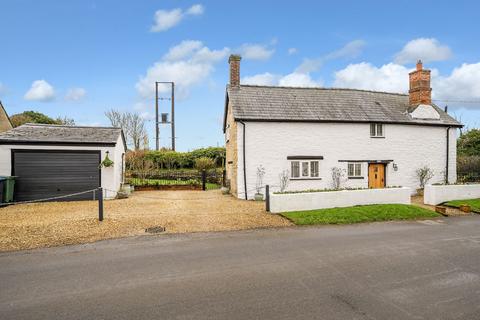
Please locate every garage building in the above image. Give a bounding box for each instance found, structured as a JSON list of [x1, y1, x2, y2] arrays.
[[0, 123, 126, 201]]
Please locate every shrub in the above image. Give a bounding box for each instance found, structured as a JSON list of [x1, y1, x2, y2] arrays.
[[457, 155, 480, 183], [416, 166, 434, 188], [194, 157, 215, 171], [331, 167, 346, 190]]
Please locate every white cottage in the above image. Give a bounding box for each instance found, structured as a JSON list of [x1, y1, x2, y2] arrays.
[[0, 123, 126, 200], [223, 55, 462, 199]]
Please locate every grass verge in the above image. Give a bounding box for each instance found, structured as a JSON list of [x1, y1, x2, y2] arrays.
[[281, 204, 439, 225], [444, 199, 480, 213]]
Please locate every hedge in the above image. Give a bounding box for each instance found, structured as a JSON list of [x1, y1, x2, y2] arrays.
[[129, 147, 225, 170]]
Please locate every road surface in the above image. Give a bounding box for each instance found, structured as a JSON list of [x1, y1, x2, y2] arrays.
[[2, 216, 480, 319]]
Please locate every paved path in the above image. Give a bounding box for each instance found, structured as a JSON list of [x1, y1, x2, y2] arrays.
[[2, 216, 480, 319]]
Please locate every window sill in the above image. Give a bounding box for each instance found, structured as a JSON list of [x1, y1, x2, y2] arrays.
[[290, 178, 322, 181], [370, 136, 385, 139], [348, 176, 364, 180]]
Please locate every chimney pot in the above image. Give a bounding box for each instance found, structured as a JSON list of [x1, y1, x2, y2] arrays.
[[416, 60, 423, 71], [228, 54, 241, 87]]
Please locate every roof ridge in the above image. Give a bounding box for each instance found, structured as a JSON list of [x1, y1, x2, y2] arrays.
[[237, 84, 409, 97], [24, 123, 122, 130]]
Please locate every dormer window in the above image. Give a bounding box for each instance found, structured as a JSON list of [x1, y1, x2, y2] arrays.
[[370, 123, 384, 138]]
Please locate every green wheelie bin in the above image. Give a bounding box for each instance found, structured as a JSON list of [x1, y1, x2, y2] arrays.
[[0, 176, 16, 203]]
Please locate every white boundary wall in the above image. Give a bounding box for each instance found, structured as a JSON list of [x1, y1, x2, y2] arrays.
[[424, 184, 480, 205], [270, 187, 411, 213]]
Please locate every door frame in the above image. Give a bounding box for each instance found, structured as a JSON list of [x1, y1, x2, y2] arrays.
[[368, 162, 386, 189]]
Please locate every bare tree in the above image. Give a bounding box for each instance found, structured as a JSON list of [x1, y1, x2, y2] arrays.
[[105, 109, 147, 150], [127, 113, 147, 150], [105, 109, 125, 128]]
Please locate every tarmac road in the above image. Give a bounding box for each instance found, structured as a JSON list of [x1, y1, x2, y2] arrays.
[[2, 216, 480, 319]]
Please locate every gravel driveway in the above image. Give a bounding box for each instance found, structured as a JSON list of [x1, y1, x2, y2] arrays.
[[0, 190, 291, 251]]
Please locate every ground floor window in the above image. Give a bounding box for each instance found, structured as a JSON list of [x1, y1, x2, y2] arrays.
[[348, 163, 362, 178], [291, 160, 320, 179]]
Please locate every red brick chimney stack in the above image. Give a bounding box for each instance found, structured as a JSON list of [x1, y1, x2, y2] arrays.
[[229, 54, 241, 88], [409, 60, 432, 105]]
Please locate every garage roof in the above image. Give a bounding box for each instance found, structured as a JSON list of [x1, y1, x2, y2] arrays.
[[0, 123, 125, 147]]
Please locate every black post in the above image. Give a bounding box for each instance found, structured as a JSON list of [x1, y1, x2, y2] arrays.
[[265, 185, 270, 212], [202, 170, 206, 191], [171, 82, 175, 151], [98, 187, 104, 221], [155, 82, 159, 151]]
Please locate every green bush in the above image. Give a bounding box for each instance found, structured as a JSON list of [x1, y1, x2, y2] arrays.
[[194, 157, 215, 171], [130, 146, 225, 170]]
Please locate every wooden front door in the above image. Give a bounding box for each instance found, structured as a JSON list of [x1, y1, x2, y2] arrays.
[[368, 163, 385, 189]]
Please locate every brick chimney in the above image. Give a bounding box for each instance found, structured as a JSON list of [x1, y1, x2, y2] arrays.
[[228, 54, 241, 87], [408, 60, 432, 105]]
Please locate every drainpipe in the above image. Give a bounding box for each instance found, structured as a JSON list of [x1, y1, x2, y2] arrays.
[[239, 121, 248, 200], [446, 126, 451, 184]]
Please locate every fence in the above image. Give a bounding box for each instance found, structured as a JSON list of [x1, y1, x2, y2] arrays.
[[125, 169, 225, 191], [457, 172, 480, 184]]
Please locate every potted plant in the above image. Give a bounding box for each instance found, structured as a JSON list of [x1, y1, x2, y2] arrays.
[[416, 166, 434, 196], [221, 180, 230, 195], [254, 165, 266, 201], [99, 151, 114, 168]]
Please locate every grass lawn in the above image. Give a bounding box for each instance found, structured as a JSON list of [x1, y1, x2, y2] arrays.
[[281, 204, 439, 225], [444, 199, 480, 213]]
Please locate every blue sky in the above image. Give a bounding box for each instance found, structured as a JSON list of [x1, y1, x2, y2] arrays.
[[1, 0, 479, 150]]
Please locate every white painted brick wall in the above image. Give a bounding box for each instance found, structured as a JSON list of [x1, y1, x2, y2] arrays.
[[270, 187, 411, 213], [424, 184, 480, 205], [236, 122, 457, 199]]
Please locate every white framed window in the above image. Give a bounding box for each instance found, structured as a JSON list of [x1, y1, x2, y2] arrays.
[[310, 161, 319, 177], [348, 163, 363, 178], [290, 160, 320, 179], [291, 161, 300, 178], [370, 123, 384, 137]]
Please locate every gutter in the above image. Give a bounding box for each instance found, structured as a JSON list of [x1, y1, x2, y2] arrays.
[[239, 121, 248, 200], [446, 126, 451, 184]]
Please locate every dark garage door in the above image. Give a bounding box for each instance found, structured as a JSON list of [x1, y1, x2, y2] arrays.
[[12, 150, 101, 201]]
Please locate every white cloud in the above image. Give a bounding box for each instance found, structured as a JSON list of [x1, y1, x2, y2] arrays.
[[296, 39, 366, 73], [186, 4, 204, 15], [240, 43, 275, 61], [151, 4, 204, 32], [242, 72, 279, 86], [242, 72, 322, 87], [394, 38, 452, 65], [333, 62, 410, 93], [333, 61, 480, 109], [278, 73, 322, 87], [288, 48, 298, 55], [163, 40, 203, 61], [65, 87, 86, 101], [24, 80, 55, 102], [136, 40, 229, 99], [242, 40, 362, 88], [327, 39, 366, 60], [433, 62, 480, 108]]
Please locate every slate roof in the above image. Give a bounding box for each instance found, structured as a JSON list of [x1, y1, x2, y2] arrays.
[[0, 123, 125, 147], [224, 85, 462, 130]]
